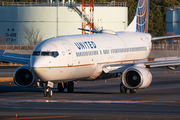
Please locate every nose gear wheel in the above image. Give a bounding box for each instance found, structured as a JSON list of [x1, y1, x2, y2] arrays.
[[44, 87, 53, 97]]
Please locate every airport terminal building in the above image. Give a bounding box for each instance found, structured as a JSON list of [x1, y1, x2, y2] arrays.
[[166, 6, 180, 35], [0, 1, 128, 45]]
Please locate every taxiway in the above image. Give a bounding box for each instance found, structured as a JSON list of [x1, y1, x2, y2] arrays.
[[0, 66, 180, 119]]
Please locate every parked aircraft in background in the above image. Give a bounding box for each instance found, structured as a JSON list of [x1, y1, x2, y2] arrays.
[[1, 0, 180, 97]]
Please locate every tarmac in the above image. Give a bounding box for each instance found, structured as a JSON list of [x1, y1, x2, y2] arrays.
[[0, 66, 180, 119], [0, 66, 19, 82]]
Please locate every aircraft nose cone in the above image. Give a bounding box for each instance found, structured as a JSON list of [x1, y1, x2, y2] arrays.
[[31, 57, 48, 81], [31, 57, 47, 68]]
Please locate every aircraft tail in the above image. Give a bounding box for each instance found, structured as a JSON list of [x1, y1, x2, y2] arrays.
[[125, 0, 150, 33]]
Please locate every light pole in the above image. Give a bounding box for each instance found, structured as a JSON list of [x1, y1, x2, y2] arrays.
[[123, 21, 126, 30], [154, 22, 156, 36]]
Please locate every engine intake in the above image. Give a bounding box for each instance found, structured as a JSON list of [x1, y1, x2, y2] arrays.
[[126, 71, 141, 87], [14, 64, 38, 88], [122, 66, 152, 89]]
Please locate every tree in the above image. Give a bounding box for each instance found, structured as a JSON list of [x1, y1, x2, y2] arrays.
[[23, 26, 44, 45], [127, 0, 137, 25]]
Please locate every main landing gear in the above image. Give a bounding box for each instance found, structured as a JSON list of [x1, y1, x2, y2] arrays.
[[58, 81, 74, 93], [120, 82, 137, 94]]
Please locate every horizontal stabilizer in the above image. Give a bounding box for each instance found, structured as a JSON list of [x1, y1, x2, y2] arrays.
[[0, 50, 30, 64], [78, 28, 100, 33]]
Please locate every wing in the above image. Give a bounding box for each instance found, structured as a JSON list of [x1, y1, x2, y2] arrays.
[[152, 35, 180, 41], [0, 50, 31, 64], [102, 57, 180, 74]]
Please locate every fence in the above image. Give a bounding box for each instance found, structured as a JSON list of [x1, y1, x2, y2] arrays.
[[0, 1, 127, 7], [93, 2, 126, 7], [167, 5, 180, 10], [0, 2, 39, 6], [0, 44, 35, 50], [152, 43, 180, 50]]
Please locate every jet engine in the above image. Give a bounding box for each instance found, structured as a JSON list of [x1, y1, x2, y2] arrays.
[[13, 64, 38, 88], [122, 66, 152, 89]]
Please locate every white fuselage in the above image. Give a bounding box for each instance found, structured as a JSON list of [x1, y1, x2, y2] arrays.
[[30, 31, 152, 83]]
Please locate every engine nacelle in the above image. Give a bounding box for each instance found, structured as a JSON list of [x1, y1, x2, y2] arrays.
[[13, 64, 38, 88], [122, 66, 152, 89]]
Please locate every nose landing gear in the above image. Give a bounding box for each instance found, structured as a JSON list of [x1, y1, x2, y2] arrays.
[[43, 81, 74, 97], [43, 81, 54, 97], [44, 87, 53, 97]]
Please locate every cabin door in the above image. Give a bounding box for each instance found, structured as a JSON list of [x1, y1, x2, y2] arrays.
[[62, 43, 73, 66]]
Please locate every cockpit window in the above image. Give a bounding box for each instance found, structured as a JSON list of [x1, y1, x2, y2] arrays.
[[53, 51, 59, 57], [41, 51, 59, 58], [41, 52, 51, 56], [32, 51, 40, 56], [32, 51, 59, 57]]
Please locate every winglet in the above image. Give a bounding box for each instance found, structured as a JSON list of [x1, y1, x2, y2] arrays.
[[125, 0, 150, 33]]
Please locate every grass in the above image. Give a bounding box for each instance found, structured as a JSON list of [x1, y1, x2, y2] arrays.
[[0, 77, 13, 82]]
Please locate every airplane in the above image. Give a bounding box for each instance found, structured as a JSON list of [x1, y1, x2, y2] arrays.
[[1, 0, 180, 97]]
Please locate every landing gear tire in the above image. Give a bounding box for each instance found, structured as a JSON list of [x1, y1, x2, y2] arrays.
[[120, 82, 127, 93], [48, 89, 53, 97], [44, 89, 47, 97], [58, 83, 64, 93], [44, 87, 53, 97], [67, 81, 74, 93], [130, 89, 136, 94]]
